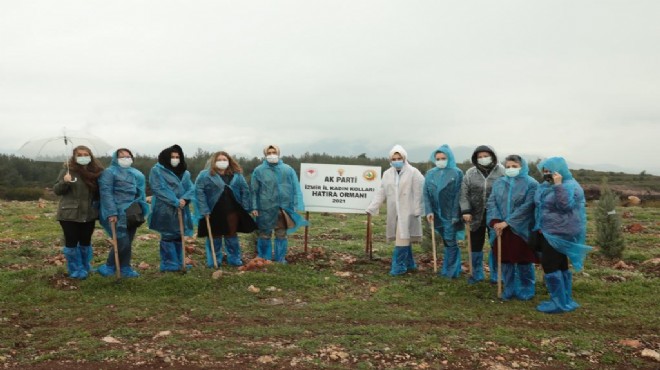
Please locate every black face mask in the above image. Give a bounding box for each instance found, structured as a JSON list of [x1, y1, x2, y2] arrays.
[[543, 173, 554, 183]]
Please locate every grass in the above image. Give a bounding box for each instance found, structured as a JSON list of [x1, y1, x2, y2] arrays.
[[0, 199, 658, 369]]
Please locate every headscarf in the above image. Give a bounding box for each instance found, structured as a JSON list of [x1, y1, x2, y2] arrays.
[[157, 144, 187, 179]]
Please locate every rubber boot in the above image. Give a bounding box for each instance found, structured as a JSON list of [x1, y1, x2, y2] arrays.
[[160, 239, 181, 272], [79, 244, 95, 274], [63, 247, 87, 279], [562, 270, 580, 310], [404, 246, 417, 271], [468, 251, 484, 284], [224, 237, 243, 266], [257, 238, 273, 260], [536, 271, 574, 313], [440, 246, 461, 278], [173, 240, 192, 270], [205, 237, 223, 267], [274, 238, 288, 263], [489, 249, 499, 284], [516, 263, 536, 300], [97, 264, 116, 277], [390, 247, 408, 276], [501, 263, 515, 300], [120, 265, 140, 278]]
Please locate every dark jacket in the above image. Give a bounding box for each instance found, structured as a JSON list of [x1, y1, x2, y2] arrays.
[[53, 168, 99, 222]]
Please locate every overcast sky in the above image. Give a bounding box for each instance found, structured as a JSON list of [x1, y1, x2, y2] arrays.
[[1, 1, 659, 174]]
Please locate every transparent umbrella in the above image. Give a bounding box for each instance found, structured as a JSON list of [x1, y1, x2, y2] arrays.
[[18, 130, 113, 181]]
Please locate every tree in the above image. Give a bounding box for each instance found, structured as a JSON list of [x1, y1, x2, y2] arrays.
[[595, 178, 625, 259]]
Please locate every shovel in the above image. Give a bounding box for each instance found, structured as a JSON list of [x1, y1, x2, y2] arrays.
[[205, 215, 219, 269], [110, 220, 121, 280], [178, 208, 186, 272]]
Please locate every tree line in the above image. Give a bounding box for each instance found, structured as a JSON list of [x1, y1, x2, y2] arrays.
[[1, 150, 657, 201]]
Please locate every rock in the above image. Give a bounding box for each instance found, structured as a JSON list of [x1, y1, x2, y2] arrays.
[[369, 286, 378, 293], [265, 298, 285, 305], [622, 211, 634, 218], [334, 271, 351, 277], [101, 336, 121, 344], [247, 285, 260, 293], [625, 223, 644, 233], [613, 260, 633, 270], [603, 275, 626, 282], [138, 262, 150, 270], [153, 330, 171, 339], [619, 339, 642, 348], [266, 286, 278, 292], [257, 355, 275, 364], [211, 270, 223, 280], [642, 258, 660, 266], [641, 349, 660, 362], [627, 195, 641, 205]]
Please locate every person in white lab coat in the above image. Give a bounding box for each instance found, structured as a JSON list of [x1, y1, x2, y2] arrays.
[[366, 144, 425, 276]]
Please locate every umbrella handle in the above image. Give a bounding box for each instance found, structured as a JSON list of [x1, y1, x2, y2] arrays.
[[65, 162, 78, 183]]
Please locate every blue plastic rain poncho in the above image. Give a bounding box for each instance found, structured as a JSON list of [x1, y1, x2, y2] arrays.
[[534, 157, 592, 271], [423, 145, 465, 242], [148, 146, 195, 240], [251, 156, 307, 234], [487, 157, 538, 244], [99, 152, 149, 238], [194, 169, 252, 220]]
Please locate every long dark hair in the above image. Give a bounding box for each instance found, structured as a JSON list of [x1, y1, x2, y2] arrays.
[[66, 145, 104, 194]]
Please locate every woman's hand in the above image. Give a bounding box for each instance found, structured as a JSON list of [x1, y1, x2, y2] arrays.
[[553, 172, 563, 185], [463, 214, 472, 223], [63, 173, 73, 183], [179, 199, 186, 208], [108, 216, 118, 223], [494, 221, 508, 236], [252, 210, 259, 217], [426, 214, 434, 224]]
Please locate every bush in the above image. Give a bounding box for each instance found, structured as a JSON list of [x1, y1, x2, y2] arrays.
[[3, 187, 44, 201], [595, 179, 625, 259]]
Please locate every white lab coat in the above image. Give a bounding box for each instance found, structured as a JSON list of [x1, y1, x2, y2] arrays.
[[366, 163, 424, 243]]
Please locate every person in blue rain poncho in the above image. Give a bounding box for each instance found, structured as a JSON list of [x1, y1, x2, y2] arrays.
[[195, 151, 257, 267], [148, 144, 195, 272], [533, 157, 592, 313], [486, 155, 539, 301], [97, 148, 149, 277], [366, 145, 425, 276], [423, 145, 465, 278], [250, 145, 307, 263], [460, 145, 506, 284]]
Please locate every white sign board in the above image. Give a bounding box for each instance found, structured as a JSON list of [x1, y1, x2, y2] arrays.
[[300, 163, 381, 214]]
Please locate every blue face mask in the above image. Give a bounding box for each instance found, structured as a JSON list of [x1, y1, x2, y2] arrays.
[[391, 160, 404, 169]]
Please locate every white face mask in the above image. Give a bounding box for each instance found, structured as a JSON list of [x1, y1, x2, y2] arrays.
[[118, 157, 133, 168], [477, 156, 492, 166], [505, 167, 521, 177], [435, 159, 448, 168], [170, 158, 180, 167], [216, 160, 229, 170], [266, 154, 279, 164], [76, 156, 91, 165]]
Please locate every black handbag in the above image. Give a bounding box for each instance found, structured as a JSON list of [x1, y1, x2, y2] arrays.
[[125, 202, 145, 228]]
